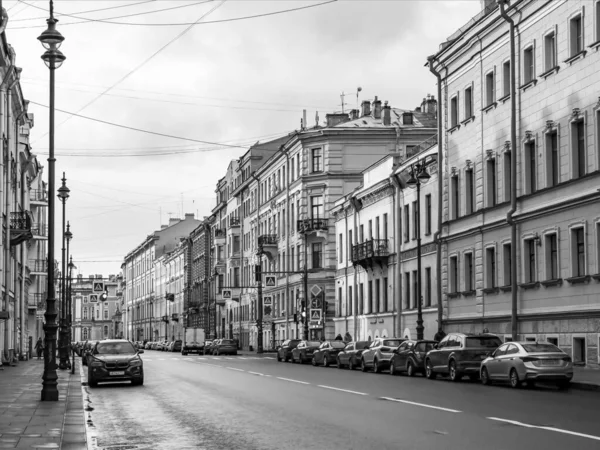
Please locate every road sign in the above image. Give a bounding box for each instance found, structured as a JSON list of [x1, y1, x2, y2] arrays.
[[222, 289, 232, 300], [310, 309, 321, 321], [89, 294, 98, 302], [264, 275, 276, 287], [93, 281, 104, 293], [263, 296, 272, 306], [263, 296, 272, 317]]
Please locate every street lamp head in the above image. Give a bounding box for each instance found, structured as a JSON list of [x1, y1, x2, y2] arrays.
[[57, 173, 70, 200], [41, 48, 66, 69], [417, 166, 431, 183], [38, 17, 64, 50], [406, 173, 418, 188]]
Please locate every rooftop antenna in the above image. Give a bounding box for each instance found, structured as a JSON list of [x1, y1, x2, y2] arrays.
[[356, 87, 362, 110], [339, 91, 348, 113]]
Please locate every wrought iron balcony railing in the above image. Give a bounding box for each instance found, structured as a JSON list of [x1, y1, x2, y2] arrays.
[[28, 259, 48, 274], [230, 217, 240, 227], [10, 211, 32, 231], [258, 234, 278, 247], [214, 228, 226, 238], [352, 239, 390, 264], [297, 218, 328, 234]]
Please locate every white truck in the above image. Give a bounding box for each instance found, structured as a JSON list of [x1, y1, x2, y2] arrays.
[[182, 327, 206, 355]]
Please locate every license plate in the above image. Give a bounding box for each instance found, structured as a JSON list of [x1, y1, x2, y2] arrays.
[[110, 371, 125, 376], [541, 360, 560, 366]]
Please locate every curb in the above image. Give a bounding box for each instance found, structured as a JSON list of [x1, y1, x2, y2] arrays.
[[570, 381, 600, 392]]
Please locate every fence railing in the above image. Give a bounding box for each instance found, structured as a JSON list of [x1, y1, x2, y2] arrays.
[[352, 239, 389, 262]]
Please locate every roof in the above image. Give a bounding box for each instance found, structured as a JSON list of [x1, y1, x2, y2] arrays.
[[334, 108, 437, 129]]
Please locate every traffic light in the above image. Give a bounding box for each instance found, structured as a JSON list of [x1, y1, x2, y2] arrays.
[[100, 290, 108, 301], [293, 313, 298, 323], [255, 264, 262, 282]]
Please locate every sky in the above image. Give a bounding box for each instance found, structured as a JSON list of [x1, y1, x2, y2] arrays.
[[5, 0, 481, 278]]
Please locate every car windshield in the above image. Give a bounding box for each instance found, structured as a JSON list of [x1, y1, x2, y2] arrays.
[[330, 341, 346, 349], [416, 342, 436, 352], [383, 340, 403, 348], [95, 342, 136, 355], [307, 341, 321, 347], [465, 337, 502, 348], [221, 340, 234, 345], [522, 343, 561, 353], [355, 341, 370, 350]]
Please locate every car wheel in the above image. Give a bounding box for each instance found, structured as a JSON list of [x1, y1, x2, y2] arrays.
[[336, 357, 343, 369], [216, 350, 220, 356], [284, 354, 290, 363], [182, 351, 187, 356], [373, 358, 381, 374], [509, 368, 521, 389], [481, 367, 491, 386], [312, 356, 317, 366], [557, 380, 570, 391], [425, 359, 437, 379], [389, 361, 396, 376], [406, 361, 415, 377], [323, 354, 329, 367], [361, 359, 368, 372], [449, 361, 461, 382], [87, 368, 97, 387]]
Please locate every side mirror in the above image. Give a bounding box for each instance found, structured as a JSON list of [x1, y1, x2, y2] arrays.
[[138, 349, 145, 354], [433, 344, 438, 349]]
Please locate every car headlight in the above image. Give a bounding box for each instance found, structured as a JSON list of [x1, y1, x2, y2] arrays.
[[90, 360, 104, 368], [129, 358, 143, 367]]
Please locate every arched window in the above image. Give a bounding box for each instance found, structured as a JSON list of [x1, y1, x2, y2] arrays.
[[104, 326, 108, 337]]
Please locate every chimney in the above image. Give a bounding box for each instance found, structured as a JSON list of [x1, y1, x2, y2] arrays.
[[415, 106, 422, 113], [168, 218, 179, 226], [361, 100, 371, 117], [185, 213, 195, 220], [382, 101, 391, 126], [421, 94, 437, 115], [480, 0, 497, 13], [326, 113, 350, 127], [372, 96, 382, 119], [349, 109, 359, 120], [302, 109, 307, 130]]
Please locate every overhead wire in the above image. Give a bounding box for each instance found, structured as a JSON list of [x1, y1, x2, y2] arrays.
[[11, 0, 156, 22]]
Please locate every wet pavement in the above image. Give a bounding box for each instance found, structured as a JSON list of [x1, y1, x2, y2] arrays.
[[83, 351, 600, 450]]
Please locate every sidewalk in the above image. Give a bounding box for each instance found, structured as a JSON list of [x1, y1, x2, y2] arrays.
[[572, 366, 600, 391], [0, 358, 87, 449]]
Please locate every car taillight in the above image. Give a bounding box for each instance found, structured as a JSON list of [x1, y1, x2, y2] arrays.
[[520, 356, 538, 363]]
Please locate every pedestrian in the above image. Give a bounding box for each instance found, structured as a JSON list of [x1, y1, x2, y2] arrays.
[[434, 327, 446, 342], [344, 332, 352, 343], [335, 334, 343, 341], [35, 338, 44, 359]]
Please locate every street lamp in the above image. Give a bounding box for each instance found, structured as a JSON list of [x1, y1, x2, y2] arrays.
[[38, 0, 65, 402], [405, 159, 431, 341], [57, 173, 69, 370], [67, 254, 75, 374]]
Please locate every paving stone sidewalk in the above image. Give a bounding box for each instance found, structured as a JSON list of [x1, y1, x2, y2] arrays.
[[0, 358, 87, 449]]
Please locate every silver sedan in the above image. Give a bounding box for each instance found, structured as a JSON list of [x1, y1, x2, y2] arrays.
[[480, 341, 573, 389]]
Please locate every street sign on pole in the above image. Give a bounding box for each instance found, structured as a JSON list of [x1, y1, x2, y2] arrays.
[[89, 294, 98, 302], [93, 281, 104, 293], [310, 309, 321, 321], [264, 275, 276, 287], [222, 289, 232, 300]]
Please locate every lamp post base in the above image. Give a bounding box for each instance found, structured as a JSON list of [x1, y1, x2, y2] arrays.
[[416, 320, 424, 341], [58, 323, 69, 370]]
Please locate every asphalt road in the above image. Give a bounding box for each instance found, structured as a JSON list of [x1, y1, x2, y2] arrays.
[[83, 351, 600, 450]]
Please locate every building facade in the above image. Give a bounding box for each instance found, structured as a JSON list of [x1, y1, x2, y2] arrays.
[[432, 0, 600, 366], [185, 219, 213, 334]]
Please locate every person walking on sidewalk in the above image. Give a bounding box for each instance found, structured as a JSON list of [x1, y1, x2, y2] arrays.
[[35, 338, 44, 359]]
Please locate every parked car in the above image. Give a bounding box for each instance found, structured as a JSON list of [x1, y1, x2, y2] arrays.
[[213, 339, 237, 355], [182, 341, 203, 355], [276, 339, 301, 362], [151, 342, 160, 350], [291, 341, 321, 364], [480, 341, 573, 389], [336, 341, 370, 370], [87, 339, 144, 387], [361, 338, 405, 373], [144, 342, 153, 350], [312, 341, 347, 367], [170, 340, 182, 352], [389, 340, 437, 376], [203, 340, 216, 355], [425, 333, 502, 382]]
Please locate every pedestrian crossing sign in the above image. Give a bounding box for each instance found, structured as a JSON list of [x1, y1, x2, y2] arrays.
[[222, 289, 232, 299], [310, 309, 321, 321], [264, 275, 276, 287], [90, 294, 98, 302], [93, 281, 104, 293]]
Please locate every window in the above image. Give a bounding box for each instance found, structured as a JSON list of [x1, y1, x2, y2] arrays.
[[572, 120, 586, 178], [449, 256, 458, 293], [404, 272, 411, 309], [375, 279, 380, 312], [450, 96, 458, 128], [546, 132, 559, 187], [290, 158, 295, 182], [296, 153, 301, 178], [451, 175, 459, 219], [104, 310, 109, 320], [360, 224, 364, 243], [464, 86, 472, 119], [570, 15, 583, 56], [425, 268, 431, 307], [503, 243, 511, 286], [544, 32, 556, 71], [486, 248, 496, 289], [96, 309, 99, 319], [412, 270, 418, 309], [383, 214, 388, 241], [597, 1, 600, 42], [338, 233, 343, 263], [348, 286, 353, 316], [375, 216, 380, 240], [523, 46, 534, 83], [83, 308, 88, 320], [368, 219, 373, 239], [311, 195, 324, 218], [403, 205, 410, 242], [291, 247, 295, 271], [525, 141, 536, 194], [297, 245, 301, 269], [425, 194, 432, 235], [311, 148, 323, 172], [485, 71, 495, 106], [504, 152, 511, 202], [572, 228, 586, 277], [502, 60, 511, 98], [368, 280, 373, 314], [338, 287, 342, 317], [464, 253, 474, 291], [348, 230, 353, 262], [359, 283, 364, 314], [383, 277, 388, 311], [524, 239, 536, 283], [573, 337, 586, 364], [545, 233, 559, 280], [487, 159, 497, 207], [465, 168, 474, 214], [312, 243, 322, 269], [412, 201, 417, 239]]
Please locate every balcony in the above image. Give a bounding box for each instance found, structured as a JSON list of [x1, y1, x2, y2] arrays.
[[298, 218, 328, 234], [161, 315, 170, 323], [214, 228, 226, 244], [171, 313, 179, 322], [230, 217, 240, 227], [28, 259, 48, 275], [32, 293, 46, 312], [30, 189, 48, 205], [257, 234, 278, 260], [352, 239, 390, 270], [31, 224, 49, 239], [10, 211, 32, 246]]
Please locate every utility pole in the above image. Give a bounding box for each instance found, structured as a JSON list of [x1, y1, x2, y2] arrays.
[[256, 262, 263, 354]]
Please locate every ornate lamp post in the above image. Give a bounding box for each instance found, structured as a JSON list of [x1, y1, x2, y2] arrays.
[[57, 173, 70, 369], [68, 255, 75, 374], [406, 160, 431, 341], [38, 0, 66, 401]]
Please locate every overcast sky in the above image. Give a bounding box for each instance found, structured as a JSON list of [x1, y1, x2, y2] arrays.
[[6, 0, 481, 277]]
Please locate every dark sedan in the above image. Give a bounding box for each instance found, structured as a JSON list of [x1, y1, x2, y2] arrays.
[[277, 339, 301, 362], [213, 339, 237, 355], [389, 340, 437, 376], [291, 341, 321, 364], [336, 341, 370, 370], [87, 340, 144, 387], [312, 341, 346, 367]]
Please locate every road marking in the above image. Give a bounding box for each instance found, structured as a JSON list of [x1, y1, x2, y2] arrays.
[[238, 357, 248, 360], [381, 397, 461, 413], [172, 358, 179, 360], [226, 367, 245, 372], [277, 377, 310, 385], [264, 357, 275, 360], [158, 359, 166, 361], [225, 357, 236, 360], [487, 417, 600, 442], [196, 357, 206, 360], [317, 385, 368, 396], [202, 363, 221, 368], [248, 371, 265, 376]]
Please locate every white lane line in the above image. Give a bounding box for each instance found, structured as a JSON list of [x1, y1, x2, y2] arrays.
[[196, 357, 206, 360], [381, 397, 461, 413], [201, 363, 222, 368], [487, 417, 600, 442], [277, 377, 310, 385], [238, 357, 248, 360], [225, 357, 236, 360], [172, 358, 179, 360], [317, 385, 368, 396], [158, 358, 166, 361], [248, 371, 265, 376], [264, 357, 275, 360], [226, 367, 245, 372]]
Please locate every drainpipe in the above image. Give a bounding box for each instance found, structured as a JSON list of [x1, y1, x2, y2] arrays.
[[389, 175, 398, 338], [427, 55, 445, 334], [343, 207, 348, 335], [251, 172, 262, 351], [283, 148, 290, 339], [15, 107, 26, 360], [499, 0, 519, 341], [352, 199, 358, 340], [389, 174, 403, 338]]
